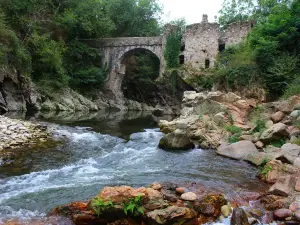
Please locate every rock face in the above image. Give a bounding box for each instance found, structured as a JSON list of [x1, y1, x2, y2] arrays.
[[216, 141, 259, 160], [158, 91, 257, 150]]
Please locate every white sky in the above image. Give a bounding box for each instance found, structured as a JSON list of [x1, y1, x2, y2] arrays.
[[159, 0, 223, 24]]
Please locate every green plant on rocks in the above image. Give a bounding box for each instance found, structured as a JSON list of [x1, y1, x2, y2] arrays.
[[225, 125, 242, 134], [228, 134, 240, 144], [91, 197, 114, 217], [271, 139, 285, 148], [260, 164, 273, 176], [122, 195, 144, 216]]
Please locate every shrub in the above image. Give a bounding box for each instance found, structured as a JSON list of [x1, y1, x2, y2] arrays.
[[164, 29, 182, 69], [225, 125, 242, 134], [122, 195, 144, 216], [91, 197, 114, 217], [228, 135, 240, 144]]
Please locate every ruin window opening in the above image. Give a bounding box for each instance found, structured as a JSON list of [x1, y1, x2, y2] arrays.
[[219, 43, 225, 52], [205, 59, 210, 69], [180, 43, 185, 51], [179, 55, 185, 65]]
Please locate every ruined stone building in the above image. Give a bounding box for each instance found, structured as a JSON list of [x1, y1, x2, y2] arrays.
[[180, 14, 255, 69]]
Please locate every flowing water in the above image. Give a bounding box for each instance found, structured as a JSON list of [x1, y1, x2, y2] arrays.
[[0, 111, 268, 224]]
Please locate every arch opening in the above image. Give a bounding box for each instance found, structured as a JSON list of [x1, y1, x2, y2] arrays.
[[120, 48, 161, 103]]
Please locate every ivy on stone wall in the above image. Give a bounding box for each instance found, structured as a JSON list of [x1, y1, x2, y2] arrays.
[[164, 30, 182, 69]]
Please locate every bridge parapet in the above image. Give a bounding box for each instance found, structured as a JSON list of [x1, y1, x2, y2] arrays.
[[87, 36, 162, 47]]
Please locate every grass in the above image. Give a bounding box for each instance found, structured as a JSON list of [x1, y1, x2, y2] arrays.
[[228, 135, 240, 143], [225, 125, 242, 134], [291, 137, 300, 146], [271, 139, 285, 148]]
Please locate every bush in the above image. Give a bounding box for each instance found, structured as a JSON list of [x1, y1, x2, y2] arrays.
[[164, 30, 182, 69], [91, 197, 114, 217], [283, 77, 300, 99]]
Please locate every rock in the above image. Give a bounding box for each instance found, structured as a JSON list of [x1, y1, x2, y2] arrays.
[[146, 206, 197, 224], [294, 158, 300, 167], [150, 182, 162, 191], [265, 160, 283, 183], [271, 111, 285, 123], [195, 203, 216, 216], [291, 110, 300, 118], [260, 123, 289, 142], [294, 210, 300, 221], [255, 141, 264, 149], [249, 208, 263, 218], [265, 120, 274, 129], [217, 141, 259, 160], [246, 152, 270, 166], [175, 187, 187, 195], [269, 176, 296, 197], [281, 143, 300, 164], [181, 192, 197, 201], [159, 129, 195, 150], [221, 205, 230, 217], [295, 178, 300, 192], [273, 208, 293, 220], [290, 128, 300, 137], [289, 203, 298, 212], [239, 135, 254, 142], [230, 208, 250, 225]]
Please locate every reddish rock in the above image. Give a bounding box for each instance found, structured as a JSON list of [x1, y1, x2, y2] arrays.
[[150, 182, 162, 191], [194, 203, 216, 217], [269, 175, 296, 197], [273, 208, 293, 220], [271, 111, 285, 123], [289, 203, 298, 212], [175, 187, 186, 195]]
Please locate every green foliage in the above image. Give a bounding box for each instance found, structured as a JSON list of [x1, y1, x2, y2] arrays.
[[185, 75, 213, 91], [228, 134, 240, 143], [283, 77, 300, 99], [122, 195, 144, 217], [225, 125, 242, 134], [271, 139, 285, 147], [260, 164, 273, 176], [91, 197, 114, 217], [164, 30, 182, 69], [215, 0, 300, 98]]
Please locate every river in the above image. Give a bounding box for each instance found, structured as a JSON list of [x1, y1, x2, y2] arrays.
[[0, 110, 268, 224]]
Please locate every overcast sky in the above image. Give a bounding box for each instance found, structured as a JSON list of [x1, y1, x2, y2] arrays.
[[159, 0, 223, 24]]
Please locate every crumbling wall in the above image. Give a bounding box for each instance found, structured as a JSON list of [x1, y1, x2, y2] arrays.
[[223, 21, 254, 47], [182, 15, 221, 69]]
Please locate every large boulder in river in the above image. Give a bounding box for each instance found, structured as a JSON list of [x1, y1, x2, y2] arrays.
[[260, 123, 289, 142], [217, 141, 259, 160], [159, 129, 195, 150]]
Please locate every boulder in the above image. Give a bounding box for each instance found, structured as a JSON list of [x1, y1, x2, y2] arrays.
[[181, 192, 197, 201], [158, 129, 195, 150], [291, 110, 300, 118], [295, 178, 300, 192], [281, 143, 300, 164], [271, 111, 285, 123], [273, 208, 293, 220], [146, 206, 197, 224], [260, 123, 289, 142], [255, 141, 264, 149], [217, 141, 259, 160], [269, 176, 296, 197], [230, 208, 250, 225]]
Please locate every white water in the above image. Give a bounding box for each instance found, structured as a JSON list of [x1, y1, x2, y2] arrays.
[[0, 124, 263, 224]]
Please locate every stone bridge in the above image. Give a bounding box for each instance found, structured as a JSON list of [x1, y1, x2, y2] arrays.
[[88, 36, 166, 106]]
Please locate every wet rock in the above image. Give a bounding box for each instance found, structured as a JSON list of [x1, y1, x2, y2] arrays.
[[294, 210, 300, 221], [271, 111, 285, 123], [150, 182, 162, 191], [158, 129, 195, 150], [181, 192, 197, 201], [217, 141, 259, 160], [196, 203, 216, 217], [146, 206, 197, 224], [273, 208, 293, 220], [249, 208, 263, 218], [260, 123, 289, 142], [230, 208, 250, 225], [281, 143, 300, 164], [289, 203, 298, 212], [269, 175, 296, 197]]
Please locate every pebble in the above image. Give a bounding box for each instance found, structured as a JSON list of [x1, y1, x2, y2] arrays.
[[274, 208, 293, 220], [176, 187, 187, 194]]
